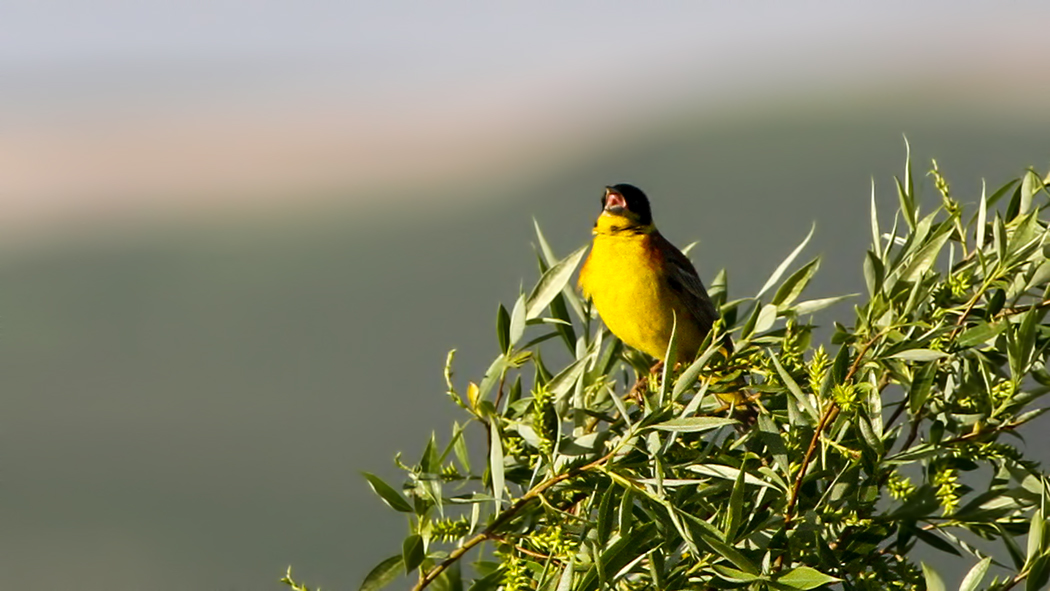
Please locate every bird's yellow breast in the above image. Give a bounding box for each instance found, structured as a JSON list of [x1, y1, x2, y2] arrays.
[[579, 229, 704, 360]]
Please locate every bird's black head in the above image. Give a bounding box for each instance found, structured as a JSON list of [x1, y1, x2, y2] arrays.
[[602, 183, 653, 227]]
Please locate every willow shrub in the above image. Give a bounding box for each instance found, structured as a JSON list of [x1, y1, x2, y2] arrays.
[[285, 155, 1050, 591]]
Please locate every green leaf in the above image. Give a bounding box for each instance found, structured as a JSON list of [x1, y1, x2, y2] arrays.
[[864, 250, 883, 297], [757, 414, 790, 477], [773, 257, 821, 309], [890, 349, 948, 362], [987, 177, 1020, 208], [452, 424, 471, 474], [618, 489, 634, 535], [496, 304, 510, 353], [577, 524, 657, 591], [548, 291, 577, 349], [1028, 555, 1050, 591], [359, 554, 404, 591], [681, 514, 759, 574], [922, 561, 946, 591], [754, 302, 778, 334], [649, 417, 737, 433], [775, 566, 841, 590], [597, 482, 617, 544], [896, 137, 916, 230], [908, 362, 937, 415], [828, 343, 851, 392], [976, 180, 988, 252], [659, 314, 678, 405], [476, 355, 509, 405], [769, 353, 819, 421], [1020, 168, 1039, 216], [916, 528, 962, 557], [711, 565, 759, 583], [489, 422, 505, 506], [688, 464, 777, 488], [671, 345, 713, 400], [402, 534, 425, 574], [757, 223, 815, 299], [1027, 508, 1044, 563], [958, 556, 991, 591], [466, 571, 502, 591], [724, 459, 747, 540], [790, 293, 857, 316], [870, 178, 881, 249], [362, 472, 413, 513], [957, 321, 1006, 349], [546, 356, 589, 404], [739, 300, 763, 339], [555, 557, 574, 591], [899, 225, 951, 282], [533, 219, 587, 322], [526, 245, 587, 320], [509, 293, 527, 348], [420, 432, 439, 474], [533, 217, 557, 265]]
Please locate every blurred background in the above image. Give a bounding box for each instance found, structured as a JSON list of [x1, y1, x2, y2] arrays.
[[5, 2, 1050, 589]]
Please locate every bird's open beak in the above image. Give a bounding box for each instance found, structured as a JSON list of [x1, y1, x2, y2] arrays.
[[604, 188, 627, 214]]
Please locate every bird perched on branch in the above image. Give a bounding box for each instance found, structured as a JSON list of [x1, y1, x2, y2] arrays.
[[578, 183, 726, 363]]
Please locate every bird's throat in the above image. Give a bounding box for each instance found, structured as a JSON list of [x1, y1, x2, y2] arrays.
[[593, 212, 655, 236]]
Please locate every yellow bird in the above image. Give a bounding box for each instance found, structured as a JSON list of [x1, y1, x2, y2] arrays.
[[578, 184, 725, 362]]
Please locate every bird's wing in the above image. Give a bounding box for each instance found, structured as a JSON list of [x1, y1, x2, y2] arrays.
[[655, 232, 729, 349]]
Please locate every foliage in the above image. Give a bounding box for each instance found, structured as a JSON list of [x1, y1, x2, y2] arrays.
[[290, 152, 1050, 590]]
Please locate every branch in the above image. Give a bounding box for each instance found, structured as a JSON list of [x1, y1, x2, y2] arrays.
[[998, 297, 1050, 318], [784, 333, 881, 526], [412, 449, 616, 591], [784, 404, 839, 526]]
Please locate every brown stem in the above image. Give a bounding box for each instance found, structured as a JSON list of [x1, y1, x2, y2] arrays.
[[412, 449, 616, 591], [493, 370, 509, 414], [784, 404, 840, 525], [485, 534, 557, 561], [784, 333, 882, 527], [998, 298, 1050, 318]]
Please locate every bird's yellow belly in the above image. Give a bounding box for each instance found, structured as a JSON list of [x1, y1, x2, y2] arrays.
[[580, 235, 703, 360]]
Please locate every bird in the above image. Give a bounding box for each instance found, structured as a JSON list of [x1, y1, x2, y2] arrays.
[[578, 183, 725, 363]]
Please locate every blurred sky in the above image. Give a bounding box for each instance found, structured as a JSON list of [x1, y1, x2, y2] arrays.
[[4, 2, 1050, 241], [6, 3, 1050, 591]]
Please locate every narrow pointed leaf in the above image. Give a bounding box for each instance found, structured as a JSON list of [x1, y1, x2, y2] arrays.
[[526, 245, 587, 319], [402, 534, 424, 574], [769, 353, 819, 421], [360, 554, 404, 591], [689, 464, 776, 488], [650, 417, 737, 433], [509, 294, 527, 347], [1027, 509, 1044, 562], [757, 223, 815, 299], [922, 562, 946, 591], [776, 566, 841, 590], [362, 472, 413, 513], [791, 294, 857, 316], [773, 257, 821, 308], [871, 178, 880, 249], [489, 422, 505, 506], [958, 556, 991, 591], [496, 304, 510, 353], [890, 349, 948, 362]]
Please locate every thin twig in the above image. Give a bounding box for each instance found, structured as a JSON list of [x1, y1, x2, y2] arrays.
[[412, 449, 616, 591], [998, 297, 1050, 318], [486, 533, 558, 562], [784, 404, 840, 525], [784, 333, 882, 526]]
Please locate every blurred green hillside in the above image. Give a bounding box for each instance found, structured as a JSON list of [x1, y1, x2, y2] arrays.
[[6, 100, 1050, 590]]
